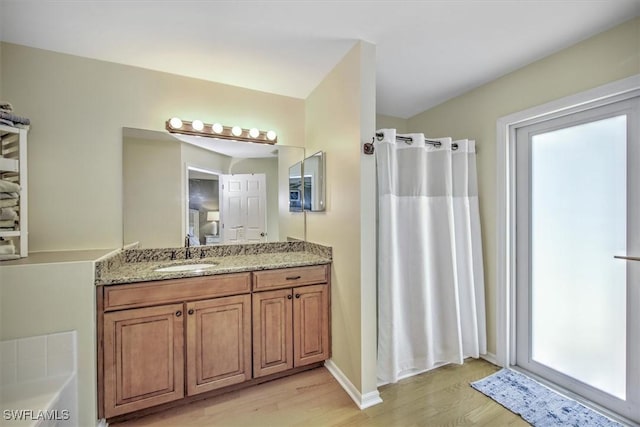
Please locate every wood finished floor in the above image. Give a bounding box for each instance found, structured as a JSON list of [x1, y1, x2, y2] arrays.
[[113, 359, 529, 427]]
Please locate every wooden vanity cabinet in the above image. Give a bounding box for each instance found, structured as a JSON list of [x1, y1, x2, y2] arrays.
[[103, 303, 185, 418], [99, 265, 330, 421], [185, 294, 252, 395], [252, 289, 294, 377], [253, 265, 330, 378], [293, 284, 330, 366], [100, 273, 251, 419]]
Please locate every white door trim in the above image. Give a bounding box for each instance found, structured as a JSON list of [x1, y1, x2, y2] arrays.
[[495, 74, 640, 367]]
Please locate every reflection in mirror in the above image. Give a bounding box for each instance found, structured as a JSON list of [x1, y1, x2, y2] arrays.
[[187, 167, 220, 246], [219, 173, 267, 244], [123, 127, 305, 248], [288, 161, 303, 212], [303, 151, 325, 212]]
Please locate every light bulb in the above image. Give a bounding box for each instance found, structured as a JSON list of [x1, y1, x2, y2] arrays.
[[169, 117, 183, 129], [192, 120, 204, 131], [266, 130, 277, 141], [249, 128, 260, 138], [212, 123, 223, 134], [231, 126, 243, 137]]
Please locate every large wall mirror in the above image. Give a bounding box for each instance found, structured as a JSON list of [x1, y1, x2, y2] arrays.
[[123, 127, 305, 249]]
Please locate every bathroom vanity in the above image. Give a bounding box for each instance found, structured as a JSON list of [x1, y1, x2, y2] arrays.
[[95, 242, 332, 421]]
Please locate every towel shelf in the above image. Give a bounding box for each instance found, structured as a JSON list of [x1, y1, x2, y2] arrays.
[[0, 124, 28, 258]]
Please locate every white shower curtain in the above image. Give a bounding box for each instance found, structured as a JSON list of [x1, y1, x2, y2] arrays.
[[376, 128, 486, 384]]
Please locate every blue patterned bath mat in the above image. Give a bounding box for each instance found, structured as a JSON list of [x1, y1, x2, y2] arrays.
[[471, 369, 622, 426]]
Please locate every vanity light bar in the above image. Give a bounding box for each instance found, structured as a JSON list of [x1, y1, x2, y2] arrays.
[[165, 118, 278, 144]]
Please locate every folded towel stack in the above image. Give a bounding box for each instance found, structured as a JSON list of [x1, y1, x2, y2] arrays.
[[0, 239, 15, 254], [0, 240, 20, 261], [0, 179, 20, 193], [0, 101, 30, 128], [0, 179, 20, 230], [0, 207, 18, 220], [0, 239, 19, 261]]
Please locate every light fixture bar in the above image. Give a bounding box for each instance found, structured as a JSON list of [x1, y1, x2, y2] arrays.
[[166, 118, 278, 144]]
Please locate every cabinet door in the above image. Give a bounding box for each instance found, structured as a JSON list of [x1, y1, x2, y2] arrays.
[[253, 289, 293, 377], [103, 304, 184, 418], [186, 295, 251, 395], [293, 284, 330, 366]]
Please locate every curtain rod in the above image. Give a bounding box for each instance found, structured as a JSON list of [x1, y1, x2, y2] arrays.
[[374, 132, 459, 150]]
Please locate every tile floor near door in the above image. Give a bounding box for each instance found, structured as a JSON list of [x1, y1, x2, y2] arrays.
[[113, 359, 528, 426]]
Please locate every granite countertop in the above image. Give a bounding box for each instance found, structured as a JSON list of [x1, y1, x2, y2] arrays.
[[95, 242, 332, 286], [0, 249, 117, 266]]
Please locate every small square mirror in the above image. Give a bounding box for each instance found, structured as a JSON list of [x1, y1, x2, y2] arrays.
[[302, 151, 325, 212]]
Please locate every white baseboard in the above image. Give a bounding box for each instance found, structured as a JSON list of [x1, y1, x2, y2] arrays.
[[480, 352, 499, 366], [324, 359, 383, 410], [97, 419, 108, 427]]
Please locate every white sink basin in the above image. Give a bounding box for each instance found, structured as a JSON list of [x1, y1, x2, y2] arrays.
[[154, 263, 217, 273]]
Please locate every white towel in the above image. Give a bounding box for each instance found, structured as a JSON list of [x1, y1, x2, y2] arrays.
[[0, 192, 18, 199], [0, 208, 18, 220], [0, 240, 15, 255], [0, 101, 13, 111], [0, 180, 20, 193], [0, 219, 16, 228], [0, 199, 18, 208], [0, 254, 20, 261]]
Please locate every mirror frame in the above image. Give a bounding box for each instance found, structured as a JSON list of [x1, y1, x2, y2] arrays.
[[302, 151, 326, 212]]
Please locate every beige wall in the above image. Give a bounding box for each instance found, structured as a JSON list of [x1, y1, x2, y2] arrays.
[[357, 42, 378, 397], [376, 114, 408, 133], [305, 41, 377, 395], [0, 261, 97, 427], [408, 17, 640, 355], [123, 137, 182, 248], [0, 42, 305, 252]]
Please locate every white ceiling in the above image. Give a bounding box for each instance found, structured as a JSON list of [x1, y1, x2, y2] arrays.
[[1, 1, 639, 118]]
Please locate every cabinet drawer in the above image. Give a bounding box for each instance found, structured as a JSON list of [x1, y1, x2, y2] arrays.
[[253, 265, 328, 291], [103, 273, 251, 311]]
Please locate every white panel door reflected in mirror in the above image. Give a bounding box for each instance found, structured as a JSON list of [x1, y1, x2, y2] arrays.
[[220, 173, 267, 244]]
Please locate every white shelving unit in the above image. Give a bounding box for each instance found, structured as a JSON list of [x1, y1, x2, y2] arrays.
[[0, 124, 28, 257]]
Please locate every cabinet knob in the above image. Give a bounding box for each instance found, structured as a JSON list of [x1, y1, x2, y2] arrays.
[[286, 275, 301, 280], [287, 294, 293, 300], [176, 310, 182, 317], [188, 309, 194, 315], [295, 294, 301, 299]]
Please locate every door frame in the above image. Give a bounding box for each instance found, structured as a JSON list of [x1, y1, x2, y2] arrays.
[[495, 75, 640, 423], [516, 97, 639, 409]]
